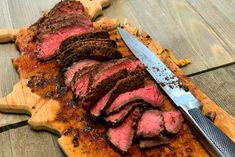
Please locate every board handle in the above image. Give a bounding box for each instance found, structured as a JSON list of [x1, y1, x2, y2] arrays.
[[0, 28, 20, 43]]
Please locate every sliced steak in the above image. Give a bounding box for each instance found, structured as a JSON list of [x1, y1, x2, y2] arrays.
[[62, 39, 117, 52], [31, 0, 84, 32], [139, 135, 171, 149], [46, 0, 84, 17], [36, 16, 94, 60], [57, 42, 121, 68], [90, 59, 143, 87], [71, 64, 100, 99], [35, 1, 94, 60], [71, 59, 129, 102], [104, 101, 150, 126], [80, 59, 144, 109], [37, 13, 92, 37], [106, 84, 164, 115], [90, 68, 145, 118], [64, 59, 99, 86], [107, 107, 143, 153], [162, 111, 184, 134], [59, 31, 111, 52], [136, 110, 164, 138]]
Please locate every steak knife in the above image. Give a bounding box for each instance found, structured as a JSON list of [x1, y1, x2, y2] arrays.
[[118, 27, 235, 157]]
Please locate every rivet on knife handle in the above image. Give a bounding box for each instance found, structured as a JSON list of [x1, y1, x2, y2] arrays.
[[183, 107, 235, 157]]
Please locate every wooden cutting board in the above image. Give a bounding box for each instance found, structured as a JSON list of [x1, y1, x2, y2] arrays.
[[0, 2, 235, 157]]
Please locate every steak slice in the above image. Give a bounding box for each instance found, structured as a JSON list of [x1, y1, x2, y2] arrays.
[[139, 135, 171, 149], [162, 111, 184, 134], [64, 59, 99, 86], [36, 15, 94, 60], [71, 59, 127, 102], [136, 110, 164, 138], [59, 31, 111, 52], [90, 59, 143, 87], [31, 0, 84, 32], [80, 59, 144, 109], [37, 13, 92, 37], [71, 64, 100, 99], [57, 43, 121, 68], [90, 68, 145, 118], [106, 84, 164, 115], [46, 0, 84, 17], [62, 39, 117, 53], [34, 0, 94, 61], [104, 101, 149, 126], [81, 69, 128, 109], [107, 107, 143, 153]]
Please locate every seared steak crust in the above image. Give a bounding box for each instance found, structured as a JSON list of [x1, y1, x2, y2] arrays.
[[81, 69, 129, 109], [57, 46, 122, 68], [60, 39, 117, 53], [45, 0, 84, 17], [33, 0, 94, 60], [90, 68, 146, 118], [107, 107, 143, 153], [106, 84, 164, 115], [80, 59, 144, 109], [64, 60, 99, 86], [104, 101, 150, 126], [60, 31, 110, 51], [31, 0, 85, 35], [37, 13, 92, 38]]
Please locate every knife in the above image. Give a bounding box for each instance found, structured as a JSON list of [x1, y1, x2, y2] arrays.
[[118, 27, 235, 157]]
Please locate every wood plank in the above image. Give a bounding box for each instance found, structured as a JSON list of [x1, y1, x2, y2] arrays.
[[0, 0, 28, 127], [103, 0, 208, 76], [102, 0, 141, 28], [7, 0, 58, 28], [124, 0, 235, 74], [186, 0, 235, 56], [0, 131, 12, 157], [0, 125, 64, 157], [191, 64, 235, 117]]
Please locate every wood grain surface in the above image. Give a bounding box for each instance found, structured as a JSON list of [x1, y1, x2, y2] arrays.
[[0, 125, 64, 157], [186, 0, 235, 54], [0, 0, 235, 156]]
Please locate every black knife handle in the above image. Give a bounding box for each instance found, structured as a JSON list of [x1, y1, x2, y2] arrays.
[[187, 108, 235, 157]]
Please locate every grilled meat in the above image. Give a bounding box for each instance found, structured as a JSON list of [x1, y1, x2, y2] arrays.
[[106, 84, 164, 115], [90, 68, 145, 118], [107, 107, 143, 153], [64, 59, 99, 86], [139, 135, 171, 149], [162, 111, 184, 134], [136, 110, 164, 138]]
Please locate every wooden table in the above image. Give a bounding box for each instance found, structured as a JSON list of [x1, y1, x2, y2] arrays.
[[0, 0, 234, 156]]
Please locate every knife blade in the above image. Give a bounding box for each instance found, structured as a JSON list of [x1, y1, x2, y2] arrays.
[[118, 27, 235, 157]]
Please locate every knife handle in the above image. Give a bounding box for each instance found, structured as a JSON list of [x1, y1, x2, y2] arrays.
[[184, 108, 235, 157]]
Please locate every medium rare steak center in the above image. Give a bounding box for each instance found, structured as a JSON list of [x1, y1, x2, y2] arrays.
[[13, 0, 185, 155]]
